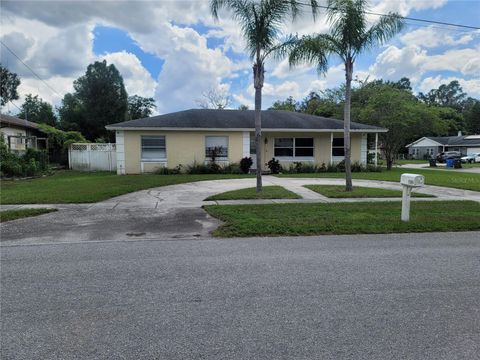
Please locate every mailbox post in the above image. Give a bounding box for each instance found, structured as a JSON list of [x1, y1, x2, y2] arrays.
[[400, 173, 425, 222]]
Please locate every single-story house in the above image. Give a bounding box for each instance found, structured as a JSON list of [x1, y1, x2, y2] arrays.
[[106, 109, 387, 175], [0, 113, 47, 154], [406, 133, 480, 159]]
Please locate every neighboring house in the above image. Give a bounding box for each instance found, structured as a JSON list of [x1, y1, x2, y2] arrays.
[[0, 113, 47, 154], [406, 133, 480, 159], [106, 109, 387, 175]]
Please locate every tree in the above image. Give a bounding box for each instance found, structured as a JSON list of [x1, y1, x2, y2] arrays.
[[238, 104, 249, 110], [196, 87, 231, 109], [418, 80, 467, 110], [285, 0, 403, 191], [0, 65, 20, 107], [355, 84, 448, 169], [128, 95, 156, 119], [211, 0, 318, 192], [269, 96, 298, 111], [463, 99, 480, 134], [58, 93, 85, 132], [59, 60, 128, 141], [18, 94, 56, 126]]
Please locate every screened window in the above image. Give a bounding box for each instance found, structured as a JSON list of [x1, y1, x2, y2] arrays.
[[206, 136, 228, 159], [141, 136, 166, 160], [332, 137, 344, 157], [274, 138, 314, 157]]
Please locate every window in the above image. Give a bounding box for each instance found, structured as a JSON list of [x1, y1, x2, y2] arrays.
[[249, 136, 256, 155], [274, 138, 314, 158], [332, 137, 344, 157], [206, 136, 228, 159], [141, 136, 166, 160]]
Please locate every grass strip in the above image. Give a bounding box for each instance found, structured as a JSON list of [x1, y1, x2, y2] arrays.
[[205, 200, 480, 237], [0, 208, 58, 222], [206, 186, 300, 200], [304, 185, 435, 198]]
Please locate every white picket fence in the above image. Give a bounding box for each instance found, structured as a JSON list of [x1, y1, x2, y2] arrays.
[[69, 143, 116, 171]]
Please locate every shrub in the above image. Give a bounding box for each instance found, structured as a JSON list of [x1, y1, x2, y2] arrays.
[[267, 158, 281, 174], [239, 157, 253, 174], [336, 160, 345, 172], [0, 137, 50, 178]]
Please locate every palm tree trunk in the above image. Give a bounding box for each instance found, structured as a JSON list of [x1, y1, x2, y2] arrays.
[[344, 59, 353, 192], [253, 60, 264, 192]]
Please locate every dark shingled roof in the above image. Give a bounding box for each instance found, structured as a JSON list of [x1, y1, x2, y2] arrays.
[[106, 109, 386, 131], [0, 113, 43, 131], [426, 136, 480, 147]]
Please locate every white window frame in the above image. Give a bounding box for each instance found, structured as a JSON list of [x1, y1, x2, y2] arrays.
[[332, 137, 345, 157], [274, 137, 314, 160], [205, 136, 229, 161], [141, 136, 166, 161]]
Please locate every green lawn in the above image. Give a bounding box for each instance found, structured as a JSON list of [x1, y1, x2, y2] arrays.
[[393, 159, 428, 165], [205, 186, 300, 201], [204, 201, 480, 237], [0, 208, 58, 223], [278, 167, 480, 192], [304, 185, 435, 198], [0, 171, 252, 204]]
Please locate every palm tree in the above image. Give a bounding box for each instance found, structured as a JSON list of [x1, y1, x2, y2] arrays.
[[286, 0, 404, 191], [211, 0, 318, 192]]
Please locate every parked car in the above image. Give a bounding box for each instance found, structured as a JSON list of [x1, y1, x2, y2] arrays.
[[436, 151, 461, 163], [461, 153, 480, 163]]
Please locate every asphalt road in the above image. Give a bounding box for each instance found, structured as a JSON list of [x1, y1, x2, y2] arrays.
[[2, 232, 480, 360]]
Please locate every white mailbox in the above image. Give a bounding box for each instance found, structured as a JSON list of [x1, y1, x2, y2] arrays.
[[400, 173, 425, 222], [400, 173, 425, 187]]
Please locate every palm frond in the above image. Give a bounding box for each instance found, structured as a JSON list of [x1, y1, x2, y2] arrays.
[[362, 13, 405, 50], [288, 34, 335, 74]]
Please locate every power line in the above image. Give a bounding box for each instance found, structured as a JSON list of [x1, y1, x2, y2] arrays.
[[0, 40, 62, 97], [297, 2, 480, 30]]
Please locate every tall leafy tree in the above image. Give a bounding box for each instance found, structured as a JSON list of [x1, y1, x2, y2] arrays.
[[58, 93, 85, 132], [0, 65, 20, 107], [18, 94, 57, 126], [269, 96, 298, 111], [285, 0, 403, 191], [463, 99, 480, 134], [128, 95, 156, 119], [356, 85, 448, 169], [211, 0, 318, 192], [418, 80, 467, 110], [60, 60, 128, 141]]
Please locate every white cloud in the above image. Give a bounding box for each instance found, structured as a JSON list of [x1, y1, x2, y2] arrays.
[[369, 45, 427, 82], [400, 26, 478, 48], [371, 0, 447, 16], [420, 76, 480, 98], [101, 51, 156, 98]]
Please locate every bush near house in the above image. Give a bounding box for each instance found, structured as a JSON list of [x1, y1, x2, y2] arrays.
[[279, 160, 382, 174], [0, 138, 49, 178]]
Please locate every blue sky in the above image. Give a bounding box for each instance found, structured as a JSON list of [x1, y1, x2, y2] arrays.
[[0, 0, 479, 113]]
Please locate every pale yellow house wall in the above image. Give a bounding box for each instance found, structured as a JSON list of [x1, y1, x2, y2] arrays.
[[261, 132, 332, 169], [123, 130, 244, 174], [121, 130, 367, 174]]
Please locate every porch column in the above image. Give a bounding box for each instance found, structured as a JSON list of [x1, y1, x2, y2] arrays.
[[374, 132, 378, 167], [330, 132, 333, 164]]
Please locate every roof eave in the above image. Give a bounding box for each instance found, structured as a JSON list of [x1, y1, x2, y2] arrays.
[[106, 126, 387, 133]]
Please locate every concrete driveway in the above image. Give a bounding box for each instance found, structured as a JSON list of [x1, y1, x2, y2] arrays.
[[1, 176, 480, 245]]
